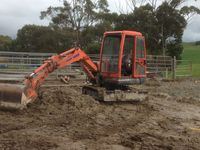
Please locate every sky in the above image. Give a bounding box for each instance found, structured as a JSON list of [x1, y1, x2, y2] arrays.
[[0, 0, 199, 42]]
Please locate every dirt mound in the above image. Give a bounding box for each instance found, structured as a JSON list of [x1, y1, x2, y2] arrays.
[[0, 79, 200, 149]]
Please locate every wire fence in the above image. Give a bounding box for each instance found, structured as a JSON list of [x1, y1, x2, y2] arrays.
[[146, 55, 172, 78], [175, 60, 193, 77], [0, 51, 193, 81]]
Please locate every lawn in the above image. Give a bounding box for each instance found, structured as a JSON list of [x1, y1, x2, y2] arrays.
[[182, 43, 200, 77]]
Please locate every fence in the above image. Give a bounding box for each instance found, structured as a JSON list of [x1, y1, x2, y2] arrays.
[[0, 51, 193, 81], [146, 55, 193, 79], [175, 59, 193, 78], [146, 55, 172, 78]]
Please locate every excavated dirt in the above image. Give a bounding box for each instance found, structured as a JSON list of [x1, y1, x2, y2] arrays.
[[0, 78, 200, 150]]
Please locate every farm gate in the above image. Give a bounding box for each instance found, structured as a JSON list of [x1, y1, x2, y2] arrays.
[[0, 51, 192, 82]]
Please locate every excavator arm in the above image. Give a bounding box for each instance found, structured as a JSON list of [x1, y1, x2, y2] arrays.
[[23, 48, 98, 104]]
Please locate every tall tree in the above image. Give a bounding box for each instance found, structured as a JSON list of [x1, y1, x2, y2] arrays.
[[116, 0, 199, 58], [114, 4, 161, 54], [41, 0, 109, 45], [156, 2, 187, 58]]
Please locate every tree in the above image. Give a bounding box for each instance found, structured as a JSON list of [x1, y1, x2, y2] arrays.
[[114, 4, 161, 54], [155, 0, 199, 58], [81, 12, 118, 53], [131, 4, 160, 54], [0, 35, 12, 51], [13, 0, 199, 56], [114, 0, 200, 58], [166, 41, 183, 60], [14, 25, 74, 53], [156, 2, 187, 58], [195, 41, 200, 45], [41, 0, 109, 45]]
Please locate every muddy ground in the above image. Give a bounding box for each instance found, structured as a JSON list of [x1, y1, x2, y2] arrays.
[[0, 78, 200, 150]]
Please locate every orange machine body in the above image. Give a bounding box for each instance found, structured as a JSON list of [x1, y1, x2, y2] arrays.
[[24, 30, 147, 102]]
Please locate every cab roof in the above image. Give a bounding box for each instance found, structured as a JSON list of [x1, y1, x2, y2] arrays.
[[104, 30, 142, 36]]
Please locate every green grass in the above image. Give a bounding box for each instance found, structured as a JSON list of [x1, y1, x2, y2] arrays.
[[182, 43, 200, 77]]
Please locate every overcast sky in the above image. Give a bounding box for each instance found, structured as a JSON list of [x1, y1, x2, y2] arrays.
[[0, 0, 199, 42]]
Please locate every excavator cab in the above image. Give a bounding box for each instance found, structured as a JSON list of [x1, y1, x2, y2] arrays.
[[100, 31, 146, 86]]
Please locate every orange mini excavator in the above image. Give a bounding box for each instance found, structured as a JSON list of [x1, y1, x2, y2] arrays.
[[0, 30, 147, 110]]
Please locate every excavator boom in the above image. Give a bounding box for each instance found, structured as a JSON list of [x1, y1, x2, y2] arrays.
[[0, 48, 98, 109]]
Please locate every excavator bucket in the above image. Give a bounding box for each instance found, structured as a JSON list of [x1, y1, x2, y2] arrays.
[[0, 84, 28, 110]]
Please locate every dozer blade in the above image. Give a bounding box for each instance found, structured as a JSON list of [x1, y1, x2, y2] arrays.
[[0, 84, 28, 110]]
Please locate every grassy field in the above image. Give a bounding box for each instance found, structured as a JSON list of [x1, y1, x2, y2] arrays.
[[182, 43, 200, 77]]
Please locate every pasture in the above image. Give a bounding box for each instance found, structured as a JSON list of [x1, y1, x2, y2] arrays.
[[182, 43, 200, 77]]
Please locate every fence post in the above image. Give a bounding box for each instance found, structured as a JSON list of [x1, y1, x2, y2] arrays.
[[172, 56, 176, 80]]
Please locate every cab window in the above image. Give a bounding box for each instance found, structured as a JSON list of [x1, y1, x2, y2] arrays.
[[136, 37, 145, 58]]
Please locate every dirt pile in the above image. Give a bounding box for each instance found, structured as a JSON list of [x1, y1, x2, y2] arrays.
[[0, 79, 200, 150]]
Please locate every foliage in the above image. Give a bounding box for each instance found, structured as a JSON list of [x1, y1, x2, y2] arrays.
[[81, 12, 117, 53], [13, 25, 74, 53], [123, 0, 199, 58], [114, 2, 187, 58], [166, 41, 183, 60], [156, 2, 186, 57], [195, 41, 200, 45], [0, 35, 12, 51], [4, 0, 200, 58], [40, 0, 109, 44]]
